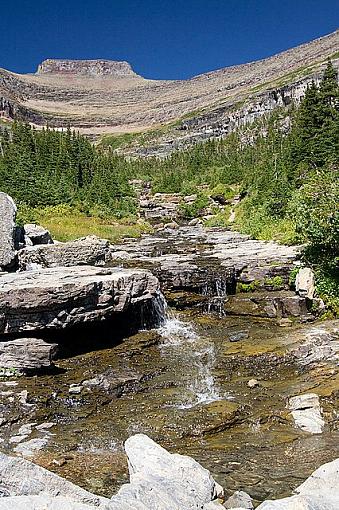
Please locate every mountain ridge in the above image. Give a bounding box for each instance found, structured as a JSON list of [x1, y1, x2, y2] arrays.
[[0, 29, 338, 148]]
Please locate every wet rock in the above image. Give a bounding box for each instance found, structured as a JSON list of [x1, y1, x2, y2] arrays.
[[257, 458, 339, 509], [179, 400, 242, 437], [108, 433, 223, 509], [224, 292, 308, 319], [82, 367, 142, 395], [224, 490, 254, 509], [288, 393, 324, 434], [23, 224, 53, 246], [295, 267, 315, 300], [290, 322, 339, 365], [0, 451, 108, 506], [0, 266, 162, 334], [0, 193, 17, 271], [228, 331, 249, 342], [0, 338, 58, 371], [18, 235, 110, 270]]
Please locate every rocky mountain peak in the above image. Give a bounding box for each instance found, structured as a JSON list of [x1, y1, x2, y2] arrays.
[[36, 58, 139, 77]]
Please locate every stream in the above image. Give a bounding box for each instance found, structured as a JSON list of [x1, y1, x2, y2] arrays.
[[0, 227, 338, 505]]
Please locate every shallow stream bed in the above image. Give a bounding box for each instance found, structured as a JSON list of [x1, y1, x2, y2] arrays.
[[0, 309, 338, 504]]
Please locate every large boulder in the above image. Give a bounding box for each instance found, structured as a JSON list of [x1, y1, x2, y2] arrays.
[[0, 266, 163, 334], [0, 337, 58, 371], [18, 236, 110, 270], [108, 434, 223, 509], [24, 223, 53, 246], [0, 193, 17, 271]]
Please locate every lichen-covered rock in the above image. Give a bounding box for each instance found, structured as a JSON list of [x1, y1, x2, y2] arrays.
[[18, 236, 110, 270], [0, 193, 17, 271], [0, 266, 162, 334]]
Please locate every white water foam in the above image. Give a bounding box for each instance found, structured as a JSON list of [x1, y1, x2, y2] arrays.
[[159, 315, 227, 408]]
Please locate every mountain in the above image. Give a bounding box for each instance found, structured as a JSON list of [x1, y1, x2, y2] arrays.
[[0, 30, 338, 152]]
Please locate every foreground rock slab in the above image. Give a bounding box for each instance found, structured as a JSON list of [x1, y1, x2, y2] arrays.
[[108, 433, 224, 510], [0, 435, 337, 509], [0, 266, 162, 334], [0, 193, 17, 271]]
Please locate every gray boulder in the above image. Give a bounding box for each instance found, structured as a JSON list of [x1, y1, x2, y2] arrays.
[[288, 393, 324, 434], [0, 337, 58, 371], [24, 223, 53, 246], [0, 193, 17, 271], [0, 265, 162, 334], [108, 433, 223, 509], [18, 235, 110, 270]]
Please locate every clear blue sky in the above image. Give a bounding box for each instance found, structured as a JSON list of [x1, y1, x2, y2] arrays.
[[0, 0, 338, 79]]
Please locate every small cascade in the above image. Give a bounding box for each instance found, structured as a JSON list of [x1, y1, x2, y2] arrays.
[[159, 314, 225, 408], [140, 291, 168, 329], [202, 276, 228, 316]]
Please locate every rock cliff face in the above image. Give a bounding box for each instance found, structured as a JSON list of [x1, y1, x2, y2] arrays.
[[37, 59, 139, 77], [0, 29, 338, 146]]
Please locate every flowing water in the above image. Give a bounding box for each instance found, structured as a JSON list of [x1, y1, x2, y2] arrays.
[[0, 228, 338, 505]]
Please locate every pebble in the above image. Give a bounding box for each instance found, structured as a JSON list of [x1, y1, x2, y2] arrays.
[[247, 378, 259, 388]]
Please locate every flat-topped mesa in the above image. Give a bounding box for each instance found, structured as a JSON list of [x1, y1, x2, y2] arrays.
[[36, 58, 139, 77]]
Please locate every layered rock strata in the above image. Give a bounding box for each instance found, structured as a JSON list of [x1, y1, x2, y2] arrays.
[[0, 266, 162, 335]]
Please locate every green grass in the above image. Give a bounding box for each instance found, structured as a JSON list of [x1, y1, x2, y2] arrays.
[[17, 204, 153, 243]]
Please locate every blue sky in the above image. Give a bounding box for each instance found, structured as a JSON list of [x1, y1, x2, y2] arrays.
[[0, 0, 338, 79]]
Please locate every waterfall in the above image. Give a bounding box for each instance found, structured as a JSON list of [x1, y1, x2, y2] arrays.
[[140, 291, 168, 329], [202, 276, 228, 316], [159, 314, 226, 408]]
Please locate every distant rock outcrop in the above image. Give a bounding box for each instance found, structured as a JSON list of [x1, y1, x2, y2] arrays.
[[37, 59, 139, 77]]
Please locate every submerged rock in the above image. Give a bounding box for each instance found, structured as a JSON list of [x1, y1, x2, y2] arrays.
[[288, 393, 324, 434], [0, 193, 17, 271], [257, 458, 339, 509], [0, 266, 162, 334], [0, 451, 108, 506], [18, 235, 111, 270]]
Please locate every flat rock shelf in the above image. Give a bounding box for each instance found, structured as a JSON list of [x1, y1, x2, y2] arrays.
[[0, 266, 163, 334]]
